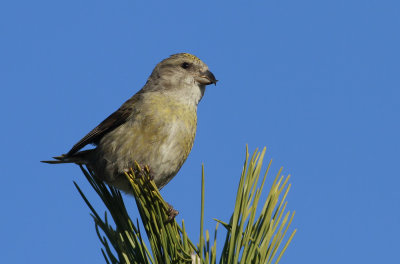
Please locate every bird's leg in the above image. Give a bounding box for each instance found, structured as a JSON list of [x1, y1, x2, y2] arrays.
[[127, 163, 178, 221], [143, 165, 154, 181], [125, 163, 154, 181], [165, 202, 179, 221]]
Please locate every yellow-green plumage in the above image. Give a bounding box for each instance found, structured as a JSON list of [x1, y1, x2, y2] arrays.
[[94, 93, 198, 191], [42, 53, 217, 193]]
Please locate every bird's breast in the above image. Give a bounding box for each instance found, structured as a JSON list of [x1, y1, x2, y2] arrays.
[[102, 95, 196, 178], [94, 93, 198, 189]]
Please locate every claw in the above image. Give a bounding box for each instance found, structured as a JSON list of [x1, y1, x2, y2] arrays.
[[166, 202, 179, 221]]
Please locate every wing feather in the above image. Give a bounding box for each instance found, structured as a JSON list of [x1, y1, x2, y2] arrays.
[[66, 95, 139, 156]]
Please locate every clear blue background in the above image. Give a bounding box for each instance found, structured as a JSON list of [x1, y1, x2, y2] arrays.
[[1, 1, 399, 263]]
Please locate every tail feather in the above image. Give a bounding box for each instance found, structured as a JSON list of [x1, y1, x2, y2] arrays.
[[41, 150, 93, 165], [53, 155, 65, 161], [41, 159, 70, 164]]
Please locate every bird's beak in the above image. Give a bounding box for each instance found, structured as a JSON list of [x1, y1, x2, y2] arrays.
[[195, 70, 218, 86]]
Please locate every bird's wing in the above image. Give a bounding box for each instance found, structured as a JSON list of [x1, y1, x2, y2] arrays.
[[66, 95, 139, 156]]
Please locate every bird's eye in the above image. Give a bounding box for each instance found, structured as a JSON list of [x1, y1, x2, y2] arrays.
[[181, 62, 190, 69]]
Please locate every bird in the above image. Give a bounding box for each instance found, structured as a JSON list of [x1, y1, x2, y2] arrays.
[[42, 53, 217, 194]]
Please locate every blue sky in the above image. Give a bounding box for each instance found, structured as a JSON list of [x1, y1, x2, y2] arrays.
[[1, 0, 399, 263]]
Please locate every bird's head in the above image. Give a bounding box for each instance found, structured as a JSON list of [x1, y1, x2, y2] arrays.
[[144, 53, 217, 105]]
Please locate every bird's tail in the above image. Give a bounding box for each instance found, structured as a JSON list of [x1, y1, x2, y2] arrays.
[[41, 150, 92, 165]]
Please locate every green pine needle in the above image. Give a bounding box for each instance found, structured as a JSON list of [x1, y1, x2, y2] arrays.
[[74, 146, 296, 264]]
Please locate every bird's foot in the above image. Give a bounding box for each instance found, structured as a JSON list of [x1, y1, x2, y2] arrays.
[[166, 202, 179, 222], [143, 165, 154, 181], [126, 163, 153, 181]]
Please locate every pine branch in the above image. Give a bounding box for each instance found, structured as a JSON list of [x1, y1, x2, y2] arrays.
[[74, 146, 296, 264]]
